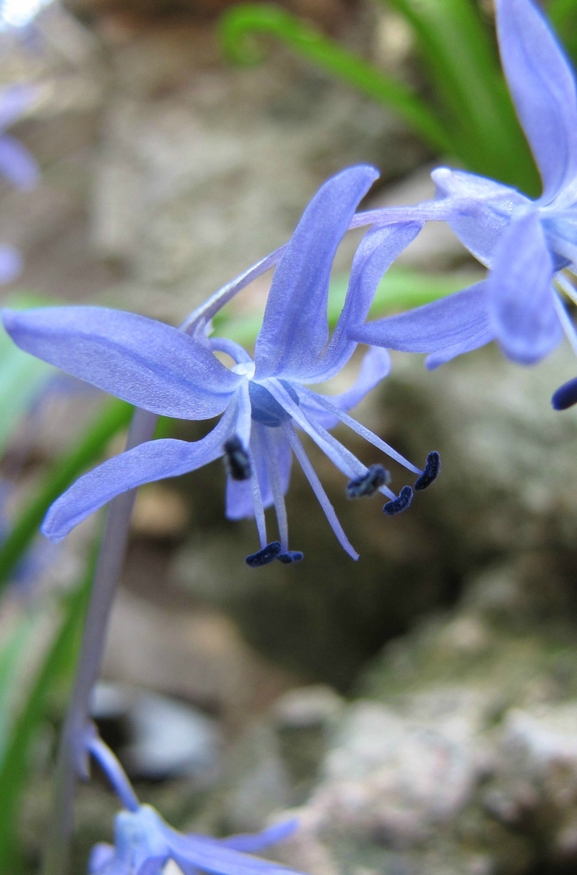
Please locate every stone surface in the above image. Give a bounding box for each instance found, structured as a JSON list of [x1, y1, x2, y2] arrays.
[[198, 565, 577, 875]]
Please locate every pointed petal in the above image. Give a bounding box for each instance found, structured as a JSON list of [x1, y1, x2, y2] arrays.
[[350, 281, 492, 354], [431, 167, 530, 265], [0, 245, 22, 283], [300, 347, 391, 429], [488, 213, 562, 363], [254, 166, 379, 379], [43, 412, 236, 541], [424, 326, 494, 369], [305, 222, 421, 383], [495, 0, 577, 199], [3, 306, 241, 419], [168, 830, 308, 875], [214, 821, 299, 853], [0, 134, 39, 189]]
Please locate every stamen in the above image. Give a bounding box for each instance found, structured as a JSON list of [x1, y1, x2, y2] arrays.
[[277, 550, 304, 564], [283, 382, 421, 475], [383, 486, 413, 516], [552, 376, 577, 410], [258, 424, 290, 551], [346, 464, 390, 498], [223, 436, 252, 481], [245, 541, 282, 567], [414, 451, 441, 491], [283, 421, 359, 560], [553, 285, 577, 356]]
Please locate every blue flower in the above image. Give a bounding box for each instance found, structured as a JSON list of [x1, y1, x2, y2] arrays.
[[88, 806, 302, 875], [349, 0, 577, 384], [3, 166, 438, 565], [0, 83, 40, 283]]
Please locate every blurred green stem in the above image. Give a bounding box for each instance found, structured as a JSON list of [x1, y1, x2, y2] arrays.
[[41, 409, 158, 875]]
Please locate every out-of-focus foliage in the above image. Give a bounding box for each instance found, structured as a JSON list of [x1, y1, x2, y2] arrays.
[[220, 2, 541, 194]]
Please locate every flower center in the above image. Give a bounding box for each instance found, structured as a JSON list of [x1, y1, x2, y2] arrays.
[[231, 361, 256, 378], [249, 381, 299, 427]]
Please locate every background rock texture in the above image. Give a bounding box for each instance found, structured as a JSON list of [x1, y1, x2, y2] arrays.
[[3, 3, 577, 874]]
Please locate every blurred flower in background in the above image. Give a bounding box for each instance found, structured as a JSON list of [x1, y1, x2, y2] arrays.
[[0, 82, 39, 283]]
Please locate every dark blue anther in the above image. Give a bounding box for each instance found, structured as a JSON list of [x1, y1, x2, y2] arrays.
[[383, 485, 413, 516], [245, 541, 282, 567], [223, 436, 251, 481], [249, 381, 299, 427], [552, 377, 577, 410], [414, 451, 441, 491], [346, 464, 390, 499], [277, 550, 304, 564]]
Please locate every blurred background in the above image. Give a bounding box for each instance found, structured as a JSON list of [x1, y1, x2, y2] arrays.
[[3, 0, 577, 872]]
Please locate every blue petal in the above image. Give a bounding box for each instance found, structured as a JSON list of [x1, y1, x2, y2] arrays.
[[0, 245, 22, 284], [424, 326, 494, 369], [350, 281, 492, 355], [88, 843, 115, 874], [3, 307, 241, 419], [487, 213, 562, 364], [495, 0, 577, 200], [0, 134, 39, 189], [254, 165, 379, 380], [42, 412, 236, 541], [431, 167, 530, 265], [300, 347, 391, 430], [304, 221, 422, 383], [167, 829, 307, 875], [201, 821, 299, 853]]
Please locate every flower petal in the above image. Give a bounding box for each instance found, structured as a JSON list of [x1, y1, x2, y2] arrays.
[[214, 821, 299, 853], [495, 0, 577, 201], [254, 165, 379, 380], [0, 134, 39, 189], [0, 245, 22, 283], [3, 306, 241, 419], [424, 327, 494, 369], [350, 281, 492, 354], [168, 830, 307, 875], [487, 213, 562, 363], [305, 222, 422, 383], [300, 347, 391, 429], [431, 167, 530, 265], [43, 411, 236, 541]]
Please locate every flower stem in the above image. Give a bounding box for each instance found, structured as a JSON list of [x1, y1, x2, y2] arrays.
[[41, 408, 158, 875]]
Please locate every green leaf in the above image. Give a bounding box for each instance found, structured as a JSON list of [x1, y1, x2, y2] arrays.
[[547, 0, 577, 70], [218, 2, 540, 194], [0, 611, 45, 762], [381, 0, 539, 191], [0, 570, 92, 871], [219, 4, 452, 151]]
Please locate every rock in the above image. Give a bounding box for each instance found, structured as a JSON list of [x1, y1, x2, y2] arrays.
[[199, 563, 577, 875], [91, 682, 223, 782], [101, 588, 300, 728]]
